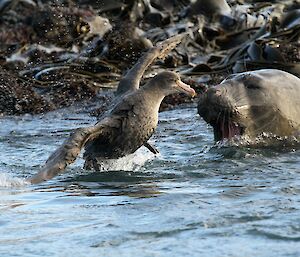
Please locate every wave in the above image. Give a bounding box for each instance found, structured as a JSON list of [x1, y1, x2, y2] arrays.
[[91, 147, 156, 172], [0, 173, 29, 188], [215, 133, 300, 149]]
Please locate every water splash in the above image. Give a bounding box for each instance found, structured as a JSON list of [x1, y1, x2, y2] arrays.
[[215, 133, 300, 149], [92, 147, 156, 172], [0, 173, 29, 188]]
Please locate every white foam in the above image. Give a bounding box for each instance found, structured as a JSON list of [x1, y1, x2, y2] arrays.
[[0, 173, 29, 188], [215, 133, 300, 148], [93, 147, 156, 172]]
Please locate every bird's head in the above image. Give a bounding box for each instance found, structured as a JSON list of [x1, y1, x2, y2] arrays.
[[150, 71, 196, 97]]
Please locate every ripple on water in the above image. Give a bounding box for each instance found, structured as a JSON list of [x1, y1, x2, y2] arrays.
[[0, 106, 299, 257]]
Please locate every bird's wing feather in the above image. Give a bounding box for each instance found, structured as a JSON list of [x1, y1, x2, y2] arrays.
[[29, 34, 187, 183], [28, 117, 120, 184], [116, 33, 186, 96], [83, 98, 135, 159]]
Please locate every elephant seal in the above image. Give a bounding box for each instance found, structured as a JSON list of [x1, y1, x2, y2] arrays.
[[197, 69, 300, 141]]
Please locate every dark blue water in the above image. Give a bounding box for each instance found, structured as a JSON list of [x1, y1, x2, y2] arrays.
[[0, 106, 299, 257]]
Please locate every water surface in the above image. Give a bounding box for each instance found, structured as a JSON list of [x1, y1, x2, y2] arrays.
[[0, 106, 299, 257]]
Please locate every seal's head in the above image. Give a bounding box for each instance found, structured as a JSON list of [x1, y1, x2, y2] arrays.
[[198, 70, 300, 141]]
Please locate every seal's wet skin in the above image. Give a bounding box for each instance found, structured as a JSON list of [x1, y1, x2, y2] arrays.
[[198, 69, 300, 141]]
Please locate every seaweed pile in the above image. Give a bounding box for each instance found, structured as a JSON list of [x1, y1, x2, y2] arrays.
[[0, 0, 300, 115]]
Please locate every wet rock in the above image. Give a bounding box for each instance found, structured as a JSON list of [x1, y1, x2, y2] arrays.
[[1, 0, 299, 117], [0, 67, 52, 115], [186, 0, 232, 18], [104, 22, 153, 66]]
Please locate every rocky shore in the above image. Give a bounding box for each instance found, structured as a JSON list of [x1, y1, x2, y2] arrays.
[[1, 0, 300, 115]]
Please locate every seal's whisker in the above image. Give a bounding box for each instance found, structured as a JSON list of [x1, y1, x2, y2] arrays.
[[226, 111, 231, 138], [216, 111, 222, 124], [222, 113, 226, 138]]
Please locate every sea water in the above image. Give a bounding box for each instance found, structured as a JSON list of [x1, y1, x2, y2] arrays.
[[0, 105, 299, 257]]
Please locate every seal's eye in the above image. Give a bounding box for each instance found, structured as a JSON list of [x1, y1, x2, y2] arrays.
[[244, 81, 261, 90]]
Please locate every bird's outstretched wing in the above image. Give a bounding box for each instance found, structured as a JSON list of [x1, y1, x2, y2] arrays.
[[116, 33, 187, 96], [28, 117, 120, 184], [29, 34, 186, 184]]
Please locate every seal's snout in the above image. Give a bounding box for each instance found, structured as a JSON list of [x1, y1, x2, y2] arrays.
[[206, 87, 225, 100], [197, 87, 231, 122], [198, 86, 244, 141]]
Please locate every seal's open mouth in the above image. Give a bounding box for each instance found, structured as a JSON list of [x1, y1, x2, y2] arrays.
[[197, 87, 246, 141], [213, 118, 245, 141]]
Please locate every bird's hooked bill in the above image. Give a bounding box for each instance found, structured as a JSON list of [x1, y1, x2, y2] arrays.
[[176, 80, 196, 97]]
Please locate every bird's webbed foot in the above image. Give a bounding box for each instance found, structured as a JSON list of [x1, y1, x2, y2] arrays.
[[144, 142, 159, 154]]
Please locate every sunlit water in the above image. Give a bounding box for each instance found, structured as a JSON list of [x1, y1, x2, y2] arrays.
[[0, 105, 299, 257]]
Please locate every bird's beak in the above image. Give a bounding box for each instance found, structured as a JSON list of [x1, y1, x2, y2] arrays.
[[176, 80, 196, 97]]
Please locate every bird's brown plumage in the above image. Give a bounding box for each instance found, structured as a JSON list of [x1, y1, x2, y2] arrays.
[[29, 35, 195, 184]]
